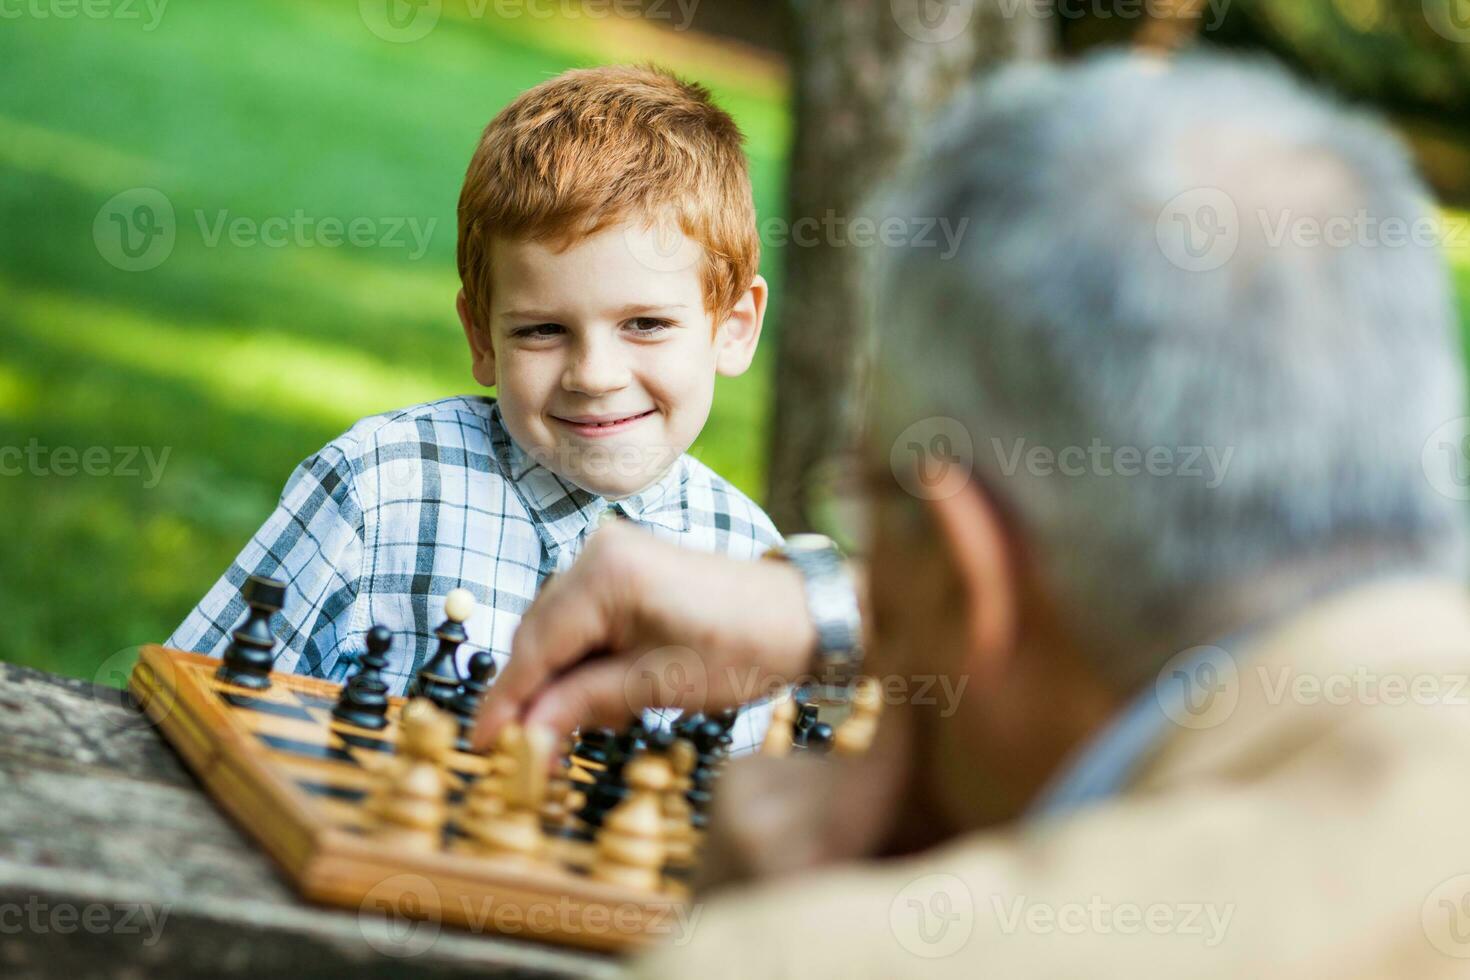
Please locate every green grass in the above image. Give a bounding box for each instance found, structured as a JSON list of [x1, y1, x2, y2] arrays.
[[0, 2, 788, 680]]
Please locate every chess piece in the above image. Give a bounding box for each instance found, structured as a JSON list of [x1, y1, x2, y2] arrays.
[[216, 574, 287, 691], [542, 750, 587, 828], [368, 698, 456, 851], [593, 747, 673, 891], [408, 588, 475, 710], [794, 699, 819, 747], [332, 625, 393, 731], [460, 723, 555, 862], [662, 738, 698, 865], [684, 720, 726, 822], [578, 722, 643, 829], [451, 650, 497, 749], [834, 676, 882, 756], [762, 695, 796, 757], [805, 721, 834, 754], [574, 727, 615, 767], [712, 707, 739, 751]]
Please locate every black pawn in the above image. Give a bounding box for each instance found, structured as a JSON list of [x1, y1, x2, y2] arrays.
[[685, 719, 727, 818], [216, 575, 286, 691], [805, 721, 835, 755], [794, 701, 820, 747], [574, 727, 615, 767], [578, 721, 645, 829], [451, 651, 497, 747], [333, 626, 392, 731], [713, 707, 739, 751]]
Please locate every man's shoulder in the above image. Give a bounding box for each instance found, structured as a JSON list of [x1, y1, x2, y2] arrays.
[[679, 454, 783, 549]]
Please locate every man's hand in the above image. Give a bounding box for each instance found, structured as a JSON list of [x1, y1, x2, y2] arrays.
[[473, 521, 817, 750]]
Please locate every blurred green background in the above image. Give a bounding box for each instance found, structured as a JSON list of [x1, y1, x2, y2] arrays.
[[0, 2, 788, 680], [2, 0, 1469, 684]]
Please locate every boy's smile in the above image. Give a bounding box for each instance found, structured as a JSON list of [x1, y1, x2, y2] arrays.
[[458, 219, 766, 499]]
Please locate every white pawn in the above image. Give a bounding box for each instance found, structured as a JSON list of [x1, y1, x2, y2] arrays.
[[460, 723, 554, 862], [593, 749, 673, 892], [762, 692, 797, 757], [834, 676, 883, 756], [369, 699, 456, 851], [662, 739, 699, 866]]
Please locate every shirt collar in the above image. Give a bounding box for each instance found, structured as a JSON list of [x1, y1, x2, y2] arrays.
[[1027, 640, 1248, 822], [488, 401, 691, 554]]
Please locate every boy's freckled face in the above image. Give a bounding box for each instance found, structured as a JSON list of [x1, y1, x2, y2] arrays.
[[478, 222, 729, 499]]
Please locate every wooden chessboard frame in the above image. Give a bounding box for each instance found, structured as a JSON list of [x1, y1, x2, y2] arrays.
[[128, 645, 688, 953]]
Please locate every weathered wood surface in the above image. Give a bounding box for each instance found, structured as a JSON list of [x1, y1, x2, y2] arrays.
[[0, 661, 621, 980]]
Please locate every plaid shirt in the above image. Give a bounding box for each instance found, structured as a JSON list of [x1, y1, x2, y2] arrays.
[[166, 395, 784, 754]]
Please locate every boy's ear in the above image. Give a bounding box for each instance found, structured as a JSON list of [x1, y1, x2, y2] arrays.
[[458, 289, 498, 388], [714, 274, 768, 377]]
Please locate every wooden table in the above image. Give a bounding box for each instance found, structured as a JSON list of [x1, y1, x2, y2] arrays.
[[0, 661, 621, 979]]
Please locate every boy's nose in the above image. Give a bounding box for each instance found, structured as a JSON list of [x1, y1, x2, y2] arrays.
[[561, 340, 630, 396]]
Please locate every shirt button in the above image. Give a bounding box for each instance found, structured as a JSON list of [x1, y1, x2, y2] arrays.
[[598, 508, 621, 528]]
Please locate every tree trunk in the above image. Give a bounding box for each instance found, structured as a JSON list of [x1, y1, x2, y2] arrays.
[[766, 0, 1052, 531]]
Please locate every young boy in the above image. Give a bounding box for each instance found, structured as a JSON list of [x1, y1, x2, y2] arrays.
[[167, 65, 782, 752]]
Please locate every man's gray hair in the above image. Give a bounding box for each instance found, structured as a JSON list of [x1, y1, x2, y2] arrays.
[[874, 52, 1468, 689]]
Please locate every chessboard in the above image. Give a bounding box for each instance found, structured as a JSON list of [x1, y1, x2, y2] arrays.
[[127, 644, 691, 953]]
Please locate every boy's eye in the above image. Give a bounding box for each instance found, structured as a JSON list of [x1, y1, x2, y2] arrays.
[[627, 317, 673, 335], [512, 323, 564, 339]]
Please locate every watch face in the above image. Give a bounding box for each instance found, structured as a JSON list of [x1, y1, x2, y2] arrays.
[[785, 533, 835, 553]]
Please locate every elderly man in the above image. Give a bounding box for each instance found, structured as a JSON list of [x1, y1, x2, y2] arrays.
[[476, 53, 1470, 977]]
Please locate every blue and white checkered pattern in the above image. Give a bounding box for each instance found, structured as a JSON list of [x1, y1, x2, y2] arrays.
[[166, 395, 784, 754]]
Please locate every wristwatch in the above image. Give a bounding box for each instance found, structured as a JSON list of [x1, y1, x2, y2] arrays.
[[764, 533, 863, 685]]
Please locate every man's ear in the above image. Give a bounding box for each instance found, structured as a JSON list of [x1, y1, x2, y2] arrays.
[[922, 480, 1018, 684], [714, 274, 768, 377], [458, 289, 497, 389]]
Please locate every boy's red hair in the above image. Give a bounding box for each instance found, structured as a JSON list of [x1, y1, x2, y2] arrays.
[[456, 64, 759, 330]]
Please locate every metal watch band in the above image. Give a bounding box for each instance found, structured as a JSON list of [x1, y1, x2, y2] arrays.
[[767, 533, 863, 684]]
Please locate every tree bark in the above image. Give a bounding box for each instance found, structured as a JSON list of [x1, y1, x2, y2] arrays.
[[766, 0, 1052, 531]]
